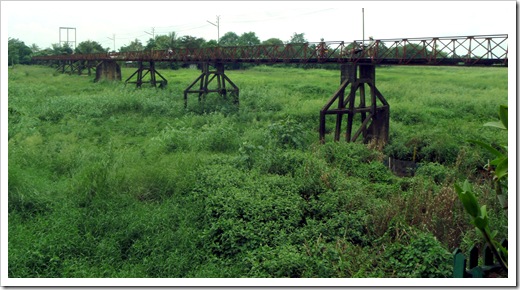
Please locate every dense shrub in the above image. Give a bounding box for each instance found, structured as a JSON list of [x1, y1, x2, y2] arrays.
[[301, 236, 378, 278], [379, 230, 453, 278], [266, 117, 311, 150], [415, 162, 455, 184], [198, 165, 304, 258], [245, 244, 310, 278]]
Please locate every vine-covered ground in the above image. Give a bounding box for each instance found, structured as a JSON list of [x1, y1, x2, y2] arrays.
[[8, 64, 507, 278]]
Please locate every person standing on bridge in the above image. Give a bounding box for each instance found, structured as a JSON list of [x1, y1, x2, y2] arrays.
[[318, 39, 326, 59], [366, 36, 375, 59]]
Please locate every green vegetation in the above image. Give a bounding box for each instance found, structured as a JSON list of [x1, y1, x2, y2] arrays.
[[455, 104, 508, 271], [10, 30, 300, 66], [8, 64, 507, 278]]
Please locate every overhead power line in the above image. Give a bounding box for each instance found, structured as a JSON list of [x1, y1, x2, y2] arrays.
[[96, 9, 336, 48], [227, 8, 335, 24], [207, 15, 220, 44], [144, 27, 155, 39], [107, 33, 116, 51]]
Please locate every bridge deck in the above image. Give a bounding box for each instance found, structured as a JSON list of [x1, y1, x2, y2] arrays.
[[32, 34, 508, 66]]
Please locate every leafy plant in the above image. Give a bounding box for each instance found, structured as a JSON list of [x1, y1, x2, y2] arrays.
[[267, 117, 309, 150], [415, 162, 454, 184], [469, 104, 508, 210], [454, 181, 508, 270], [382, 230, 452, 278], [455, 104, 508, 271]]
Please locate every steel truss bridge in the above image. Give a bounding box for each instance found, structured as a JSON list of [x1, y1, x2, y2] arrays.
[[34, 34, 507, 65], [32, 34, 508, 144]]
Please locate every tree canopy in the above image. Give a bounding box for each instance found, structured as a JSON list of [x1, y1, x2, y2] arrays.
[[288, 32, 307, 44], [262, 38, 284, 46], [14, 31, 311, 60], [238, 32, 260, 46], [120, 39, 144, 52], [219, 32, 240, 46], [178, 35, 206, 49], [75, 40, 107, 54], [51, 43, 73, 55], [8, 38, 33, 66]]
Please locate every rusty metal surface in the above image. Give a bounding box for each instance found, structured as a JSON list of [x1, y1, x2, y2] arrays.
[[124, 61, 167, 88], [33, 35, 508, 66], [183, 63, 239, 108], [320, 64, 389, 144]]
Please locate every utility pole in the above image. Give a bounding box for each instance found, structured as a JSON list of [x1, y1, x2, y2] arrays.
[[107, 34, 116, 52], [207, 15, 220, 44], [145, 27, 155, 52], [145, 27, 155, 39], [362, 8, 365, 47]]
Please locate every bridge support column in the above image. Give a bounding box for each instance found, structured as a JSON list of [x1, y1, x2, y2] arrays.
[[56, 60, 81, 75], [184, 63, 239, 108], [76, 60, 95, 76], [56, 60, 66, 74], [320, 63, 389, 146], [85, 61, 98, 76], [124, 61, 167, 88], [95, 60, 121, 82]]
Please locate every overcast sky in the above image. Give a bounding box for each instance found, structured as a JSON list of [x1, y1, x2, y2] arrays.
[[2, 1, 515, 50]]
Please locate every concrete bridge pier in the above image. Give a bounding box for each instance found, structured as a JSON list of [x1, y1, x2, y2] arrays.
[[95, 60, 122, 82], [320, 63, 389, 146]]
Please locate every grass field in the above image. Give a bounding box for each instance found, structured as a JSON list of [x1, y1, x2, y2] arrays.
[[7, 64, 507, 278]]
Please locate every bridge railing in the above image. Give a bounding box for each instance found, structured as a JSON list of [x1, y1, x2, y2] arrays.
[[32, 35, 507, 66], [361, 34, 508, 65]]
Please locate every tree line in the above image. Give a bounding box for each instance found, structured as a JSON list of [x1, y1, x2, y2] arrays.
[[9, 30, 451, 68], [7, 31, 307, 66]]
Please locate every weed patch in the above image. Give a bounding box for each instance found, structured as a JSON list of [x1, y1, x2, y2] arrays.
[[8, 65, 507, 278]]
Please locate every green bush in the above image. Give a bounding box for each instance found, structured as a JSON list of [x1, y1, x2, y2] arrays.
[[199, 118, 240, 153], [245, 244, 310, 278], [380, 230, 452, 278], [266, 117, 310, 150], [317, 141, 383, 169], [415, 162, 454, 184], [200, 167, 303, 259], [301, 236, 377, 278]]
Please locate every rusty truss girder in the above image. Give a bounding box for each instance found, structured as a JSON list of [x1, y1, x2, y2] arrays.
[[32, 34, 508, 67], [364, 35, 509, 66]]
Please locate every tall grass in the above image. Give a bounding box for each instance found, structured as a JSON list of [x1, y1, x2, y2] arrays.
[[8, 64, 507, 278]]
